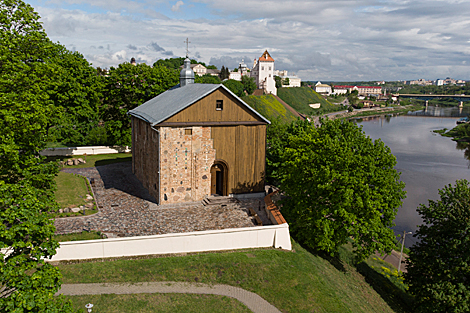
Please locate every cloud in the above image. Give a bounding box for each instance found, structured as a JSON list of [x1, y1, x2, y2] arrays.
[[149, 42, 165, 52], [33, 1, 470, 80], [171, 1, 184, 12]]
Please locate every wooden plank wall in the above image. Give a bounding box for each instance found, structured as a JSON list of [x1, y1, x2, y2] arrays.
[[211, 125, 266, 194], [165, 89, 261, 123]]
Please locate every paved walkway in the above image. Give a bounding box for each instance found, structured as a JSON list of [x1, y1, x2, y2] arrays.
[[55, 162, 270, 237], [57, 282, 281, 313]]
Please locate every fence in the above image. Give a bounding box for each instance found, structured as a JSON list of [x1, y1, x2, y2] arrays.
[[51, 224, 292, 262], [40, 146, 131, 157]]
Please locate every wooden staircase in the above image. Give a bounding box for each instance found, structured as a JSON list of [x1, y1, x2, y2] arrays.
[[202, 195, 239, 207]]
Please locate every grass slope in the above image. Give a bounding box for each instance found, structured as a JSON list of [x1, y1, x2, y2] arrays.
[[242, 94, 299, 123], [57, 241, 410, 312], [55, 172, 88, 209], [67, 294, 251, 313], [277, 87, 334, 115]]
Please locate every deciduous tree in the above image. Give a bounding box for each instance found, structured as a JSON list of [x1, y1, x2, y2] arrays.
[[242, 75, 256, 95], [222, 79, 244, 97], [405, 179, 470, 313], [102, 63, 179, 145], [277, 119, 406, 261], [0, 1, 74, 311]]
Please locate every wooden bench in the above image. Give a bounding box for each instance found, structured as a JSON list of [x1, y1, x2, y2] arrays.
[[254, 215, 263, 226], [248, 207, 263, 226], [248, 207, 257, 216]]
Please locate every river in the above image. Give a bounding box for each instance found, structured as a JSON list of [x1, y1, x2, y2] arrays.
[[355, 106, 470, 247]]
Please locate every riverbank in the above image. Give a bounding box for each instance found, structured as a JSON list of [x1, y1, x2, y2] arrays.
[[334, 105, 424, 120]]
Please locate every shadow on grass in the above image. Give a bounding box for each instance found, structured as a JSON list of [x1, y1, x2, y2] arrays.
[[356, 262, 414, 313], [95, 157, 131, 167], [292, 234, 413, 313]]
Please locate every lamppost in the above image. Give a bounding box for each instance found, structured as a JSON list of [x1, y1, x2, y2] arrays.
[[398, 231, 412, 273], [85, 303, 93, 313]]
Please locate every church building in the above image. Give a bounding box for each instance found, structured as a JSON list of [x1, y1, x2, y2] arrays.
[[128, 58, 270, 205]]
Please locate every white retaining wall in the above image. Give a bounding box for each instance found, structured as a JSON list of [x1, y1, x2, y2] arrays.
[[40, 146, 131, 156], [50, 224, 291, 262]]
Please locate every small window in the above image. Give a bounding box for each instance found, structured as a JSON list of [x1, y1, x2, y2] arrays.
[[269, 66, 271, 70], [261, 66, 264, 70], [185, 129, 192, 135], [216, 100, 223, 110]]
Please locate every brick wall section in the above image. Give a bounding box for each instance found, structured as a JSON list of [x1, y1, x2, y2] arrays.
[[159, 126, 215, 204], [264, 191, 287, 225], [132, 117, 160, 202]]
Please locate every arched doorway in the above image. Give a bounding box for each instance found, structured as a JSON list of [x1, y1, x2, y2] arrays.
[[210, 160, 228, 196]]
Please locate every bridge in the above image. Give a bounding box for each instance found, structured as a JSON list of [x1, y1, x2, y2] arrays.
[[398, 94, 470, 107]]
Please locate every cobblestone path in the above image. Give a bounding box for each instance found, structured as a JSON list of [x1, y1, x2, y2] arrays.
[[55, 162, 268, 237]]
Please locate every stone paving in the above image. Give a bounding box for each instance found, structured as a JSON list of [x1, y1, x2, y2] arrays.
[[57, 282, 282, 313], [55, 162, 270, 237]]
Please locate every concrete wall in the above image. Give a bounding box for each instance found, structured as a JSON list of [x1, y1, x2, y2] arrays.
[[40, 146, 131, 156], [50, 224, 292, 262]]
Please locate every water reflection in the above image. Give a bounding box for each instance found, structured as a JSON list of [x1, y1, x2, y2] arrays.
[[356, 109, 470, 247]]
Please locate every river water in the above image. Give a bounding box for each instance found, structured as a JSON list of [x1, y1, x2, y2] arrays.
[[355, 106, 470, 247]]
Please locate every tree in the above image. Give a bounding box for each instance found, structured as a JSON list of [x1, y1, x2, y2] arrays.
[[222, 79, 244, 97], [283, 77, 290, 86], [276, 119, 406, 261], [242, 75, 256, 95], [102, 63, 179, 145], [195, 73, 221, 84], [405, 180, 470, 313], [275, 76, 282, 88], [47, 45, 104, 146], [0, 0, 74, 311]]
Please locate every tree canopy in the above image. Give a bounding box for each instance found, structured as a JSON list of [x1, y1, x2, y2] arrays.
[[405, 179, 470, 313], [0, 0, 74, 311], [273, 119, 406, 261], [242, 75, 256, 95], [222, 79, 244, 97], [102, 62, 179, 145]]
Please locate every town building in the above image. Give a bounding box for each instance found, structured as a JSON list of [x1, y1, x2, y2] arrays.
[[332, 85, 382, 96], [179, 63, 220, 77], [314, 82, 332, 95], [249, 50, 277, 95], [275, 70, 301, 88], [128, 58, 270, 205]]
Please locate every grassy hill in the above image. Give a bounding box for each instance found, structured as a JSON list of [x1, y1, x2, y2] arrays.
[[242, 94, 299, 123], [57, 240, 411, 312], [277, 87, 335, 115]]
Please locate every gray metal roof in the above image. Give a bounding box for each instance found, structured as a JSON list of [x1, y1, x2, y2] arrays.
[[128, 84, 270, 126]]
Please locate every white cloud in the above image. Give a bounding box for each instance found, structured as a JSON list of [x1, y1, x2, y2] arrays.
[[31, 0, 470, 80], [171, 1, 184, 12]]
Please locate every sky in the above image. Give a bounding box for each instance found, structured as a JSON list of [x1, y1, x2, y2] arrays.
[[27, 0, 470, 81]]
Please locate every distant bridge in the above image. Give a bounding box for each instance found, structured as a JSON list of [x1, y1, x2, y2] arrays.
[[398, 94, 470, 106]]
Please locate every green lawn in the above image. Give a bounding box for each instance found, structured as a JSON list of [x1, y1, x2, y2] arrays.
[[57, 240, 411, 313], [55, 172, 89, 209], [53, 231, 103, 242], [277, 87, 335, 115], [242, 94, 299, 123], [48, 153, 132, 168], [67, 293, 251, 313]]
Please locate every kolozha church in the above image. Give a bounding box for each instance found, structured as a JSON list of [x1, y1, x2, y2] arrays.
[[128, 58, 270, 205]]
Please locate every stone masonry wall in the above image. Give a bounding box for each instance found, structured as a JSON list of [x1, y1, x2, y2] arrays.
[[159, 126, 215, 204]]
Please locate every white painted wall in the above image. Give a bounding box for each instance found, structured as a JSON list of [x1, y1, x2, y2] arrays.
[[50, 224, 292, 262], [40, 146, 131, 156]]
